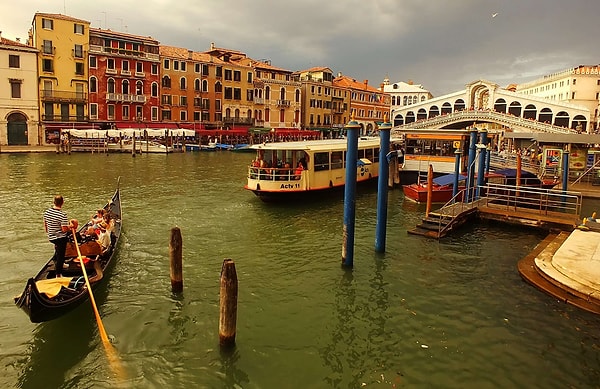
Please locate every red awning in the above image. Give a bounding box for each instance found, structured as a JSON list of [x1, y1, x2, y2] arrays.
[[115, 121, 179, 129]]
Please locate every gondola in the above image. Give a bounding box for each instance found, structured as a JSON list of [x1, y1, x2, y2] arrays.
[[14, 184, 122, 323]]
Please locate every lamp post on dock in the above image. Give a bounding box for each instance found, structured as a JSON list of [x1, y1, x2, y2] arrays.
[[341, 114, 360, 268]]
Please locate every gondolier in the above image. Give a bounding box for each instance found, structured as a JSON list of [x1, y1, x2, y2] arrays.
[[43, 195, 74, 278]]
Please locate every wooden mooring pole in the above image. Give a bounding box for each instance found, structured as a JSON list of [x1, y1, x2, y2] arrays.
[[169, 227, 183, 293], [219, 259, 238, 348]]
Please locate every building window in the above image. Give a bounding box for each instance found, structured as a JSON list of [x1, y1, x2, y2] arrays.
[[108, 79, 115, 93], [122, 79, 130, 94], [162, 76, 171, 88], [10, 79, 22, 98], [42, 59, 53, 72], [202, 64, 209, 76], [108, 104, 115, 120], [180, 111, 187, 121], [75, 62, 84, 75], [224, 87, 233, 99], [216, 66, 222, 77], [136, 61, 143, 74], [89, 103, 98, 119], [194, 79, 200, 91], [224, 69, 232, 81], [233, 88, 241, 100], [164, 59, 170, 69], [43, 40, 53, 54], [194, 111, 200, 121], [180, 77, 186, 90], [151, 63, 158, 75], [181, 62, 186, 71], [74, 23, 84, 34], [74, 44, 83, 58], [247, 72, 252, 83], [136, 81, 143, 95], [122, 60, 129, 71], [123, 105, 130, 120], [151, 82, 158, 97], [233, 70, 241, 82], [195, 63, 200, 73], [151, 106, 158, 121], [162, 110, 171, 120], [9, 55, 20, 68], [107, 58, 115, 70], [89, 55, 97, 68], [42, 18, 53, 30], [90, 77, 97, 93], [174, 61, 179, 71]]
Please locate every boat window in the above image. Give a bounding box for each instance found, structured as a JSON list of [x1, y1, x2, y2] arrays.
[[358, 149, 365, 159], [406, 139, 456, 157], [373, 147, 380, 163], [331, 151, 343, 169], [314, 152, 330, 171], [365, 148, 374, 162]]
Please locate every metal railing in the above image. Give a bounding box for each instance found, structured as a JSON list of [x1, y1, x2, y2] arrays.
[[248, 166, 300, 182]]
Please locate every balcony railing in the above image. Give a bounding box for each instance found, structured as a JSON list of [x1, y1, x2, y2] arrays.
[[223, 117, 254, 125], [254, 98, 264, 105], [106, 93, 147, 103], [277, 99, 290, 107], [106, 68, 117, 75], [121, 70, 131, 76], [42, 114, 89, 122], [41, 90, 87, 103], [89, 45, 160, 62]]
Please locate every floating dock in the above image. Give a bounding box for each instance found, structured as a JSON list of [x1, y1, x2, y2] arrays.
[[518, 229, 600, 315]]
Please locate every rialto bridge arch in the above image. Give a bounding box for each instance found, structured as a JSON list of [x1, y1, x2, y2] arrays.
[[391, 79, 590, 133]]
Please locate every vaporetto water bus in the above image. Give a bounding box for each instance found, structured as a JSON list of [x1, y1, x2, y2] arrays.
[[244, 137, 401, 202]]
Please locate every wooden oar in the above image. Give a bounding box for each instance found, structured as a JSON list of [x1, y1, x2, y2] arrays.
[[71, 228, 110, 343], [71, 229, 125, 380]]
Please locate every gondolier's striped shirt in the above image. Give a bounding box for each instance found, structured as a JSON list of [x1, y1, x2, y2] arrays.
[[44, 207, 68, 241]]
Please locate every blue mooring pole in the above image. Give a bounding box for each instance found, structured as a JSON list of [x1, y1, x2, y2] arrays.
[[476, 129, 488, 199], [375, 120, 392, 253], [342, 117, 360, 268], [561, 150, 570, 192], [465, 127, 478, 202], [452, 149, 462, 200]]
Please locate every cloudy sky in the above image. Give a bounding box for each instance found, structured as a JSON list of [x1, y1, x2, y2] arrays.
[[3, 0, 599, 96]]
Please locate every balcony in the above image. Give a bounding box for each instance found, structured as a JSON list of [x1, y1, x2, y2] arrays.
[[121, 70, 131, 76], [106, 93, 147, 103], [223, 117, 254, 125], [254, 98, 264, 105], [42, 114, 89, 122], [135, 71, 145, 77], [41, 90, 87, 103], [277, 99, 291, 107], [106, 68, 117, 75]]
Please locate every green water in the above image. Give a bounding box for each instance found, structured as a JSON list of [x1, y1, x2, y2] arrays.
[[0, 152, 599, 388]]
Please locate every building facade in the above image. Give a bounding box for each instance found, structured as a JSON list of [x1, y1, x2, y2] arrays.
[[516, 65, 600, 132], [382, 79, 433, 125], [28, 13, 91, 143], [294, 67, 338, 135], [0, 35, 40, 145], [88, 28, 161, 128], [333, 74, 390, 134]]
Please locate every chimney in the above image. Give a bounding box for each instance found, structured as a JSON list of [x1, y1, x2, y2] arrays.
[[408, 79, 413, 85], [16, 37, 20, 42], [188, 50, 193, 59], [210, 42, 215, 50], [364, 80, 368, 87]]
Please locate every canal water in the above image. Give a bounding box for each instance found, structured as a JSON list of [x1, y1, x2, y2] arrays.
[[1, 151, 599, 389]]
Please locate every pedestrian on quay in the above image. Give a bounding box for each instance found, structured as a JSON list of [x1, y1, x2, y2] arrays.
[[43, 195, 76, 278]]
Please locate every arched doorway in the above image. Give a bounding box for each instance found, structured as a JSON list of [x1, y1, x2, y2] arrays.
[[7, 112, 28, 145]]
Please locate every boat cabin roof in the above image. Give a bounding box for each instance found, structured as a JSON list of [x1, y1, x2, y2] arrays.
[[249, 137, 400, 152]]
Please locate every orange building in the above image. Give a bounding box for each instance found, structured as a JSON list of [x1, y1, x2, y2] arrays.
[[333, 74, 390, 135]]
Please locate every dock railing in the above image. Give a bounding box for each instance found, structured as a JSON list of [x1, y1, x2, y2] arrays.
[[434, 183, 582, 237], [479, 183, 582, 217]]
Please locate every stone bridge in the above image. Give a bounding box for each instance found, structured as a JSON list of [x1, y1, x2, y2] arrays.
[[391, 79, 589, 135]]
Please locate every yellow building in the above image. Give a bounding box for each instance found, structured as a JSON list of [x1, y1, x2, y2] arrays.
[[0, 35, 40, 146], [28, 13, 90, 143], [293, 66, 348, 136]]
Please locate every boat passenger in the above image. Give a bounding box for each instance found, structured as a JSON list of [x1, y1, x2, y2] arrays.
[[295, 162, 304, 179], [97, 221, 111, 252]]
